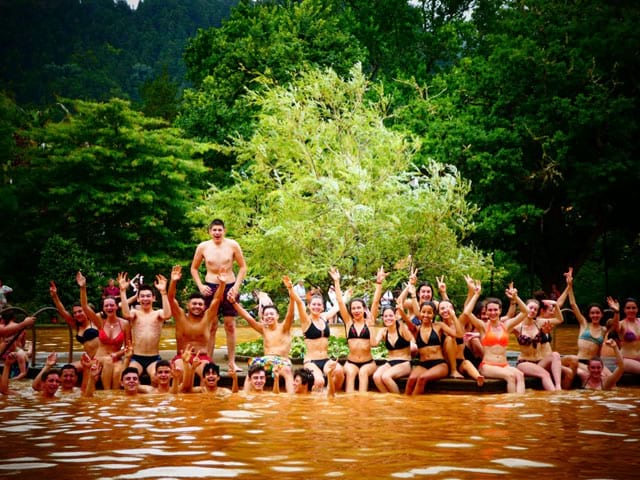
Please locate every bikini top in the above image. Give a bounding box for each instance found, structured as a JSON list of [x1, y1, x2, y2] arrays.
[[623, 319, 640, 342], [415, 327, 441, 348], [99, 325, 125, 347], [304, 319, 330, 340], [481, 323, 509, 347], [517, 324, 542, 347], [76, 326, 99, 344], [579, 327, 604, 346], [347, 323, 370, 340], [385, 322, 411, 351], [539, 331, 552, 344]]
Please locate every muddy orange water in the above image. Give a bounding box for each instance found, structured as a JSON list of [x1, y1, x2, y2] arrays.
[[2, 325, 639, 479]]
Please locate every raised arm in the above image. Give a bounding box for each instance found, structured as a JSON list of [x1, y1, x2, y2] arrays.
[[282, 276, 297, 333], [81, 357, 102, 398], [435, 275, 449, 301], [603, 339, 624, 390], [1, 352, 16, 394], [118, 272, 133, 321], [503, 285, 528, 332], [154, 274, 171, 320], [77, 271, 103, 328], [328, 267, 351, 325], [32, 352, 57, 392], [460, 276, 485, 334], [607, 297, 620, 333], [369, 266, 388, 323], [227, 292, 263, 333], [167, 265, 184, 317], [566, 271, 587, 328], [49, 281, 73, 325]]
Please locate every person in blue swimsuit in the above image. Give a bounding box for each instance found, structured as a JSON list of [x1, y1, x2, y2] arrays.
[[329, 266, 378, 393]]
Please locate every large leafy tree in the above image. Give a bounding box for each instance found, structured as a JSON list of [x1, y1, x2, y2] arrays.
[[179, 0, 366, 146], [2, 98, 211, 300], [398, 0, 640, 293], [191, 65, 494, 299]]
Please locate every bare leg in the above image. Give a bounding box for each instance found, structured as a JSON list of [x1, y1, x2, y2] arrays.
[[460, 359, 484, 386], [413, 363, 448, 395], [101, 356, 114, 389], [224, 315, 238, 371], [444, 337, 463, 378], [623, 358, 640, 374], [382, 362, 412, 393], [517, 361, 555, 391], [358, 362, 378, 393], [326, 362, 345, 392], [481, 364, 525, 394], [373, 363, 390, 392], [344, 362, 358, 393]]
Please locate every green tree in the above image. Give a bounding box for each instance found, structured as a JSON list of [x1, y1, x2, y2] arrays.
[[191, 65, 495, 299], [179, 0, 366, 145], [140, 67, 180, 121], [3, 98, 211, 299], [397, 0, 640, 293]]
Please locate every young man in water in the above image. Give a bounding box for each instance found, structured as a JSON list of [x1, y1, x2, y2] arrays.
[[181, 347, 237, 395], [32, 352, 80, 394], [243, 364, 267, 393], [119, 273, 171, 383], [168, 265, 225, 382], [190, 219, 247, 372]]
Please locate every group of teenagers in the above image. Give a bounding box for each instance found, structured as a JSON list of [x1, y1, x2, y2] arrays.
[[1, 219, 638, 398]]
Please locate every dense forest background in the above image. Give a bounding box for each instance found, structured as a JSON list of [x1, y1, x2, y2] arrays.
[[1, 0, 639, 311]]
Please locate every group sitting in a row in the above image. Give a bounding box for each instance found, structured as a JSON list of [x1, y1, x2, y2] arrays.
[[1, 264, 635, 397]]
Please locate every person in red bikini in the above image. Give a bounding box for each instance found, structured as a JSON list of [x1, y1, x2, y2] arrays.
[[461, 276, 527, 394], [77, 271, 131, 389]]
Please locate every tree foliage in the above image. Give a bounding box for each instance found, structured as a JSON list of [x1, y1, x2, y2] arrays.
[[2, 98, 212, 299], [191, 65, 494, 297], [396, 0, 640, 291]]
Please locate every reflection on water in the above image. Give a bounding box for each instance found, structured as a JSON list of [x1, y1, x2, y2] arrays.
[[1, 383, 639, 479]]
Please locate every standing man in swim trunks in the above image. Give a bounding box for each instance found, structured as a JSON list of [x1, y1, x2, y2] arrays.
[[168, 264, 225, 381], [118, 272, 171, 383], [190, 219, 247, 372]]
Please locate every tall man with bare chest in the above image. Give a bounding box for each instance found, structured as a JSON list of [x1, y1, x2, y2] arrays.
[[191, 219, 247, 372]]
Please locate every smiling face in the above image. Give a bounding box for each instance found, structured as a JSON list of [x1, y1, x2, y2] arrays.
[[588, 306, 603, 324], [419, 303, 435, 325], [588, 359, 604, 379], [382, 307, 395, 326], [102, 297, 118, 315], [526, 300, 540, 319], [623, 300, 639, 321], [261, 306, 279, 328], [250, 371, 266, 391], [155, 365, 172, 386], [72, 305, 87, 324], [60, 367, 78, 390], [42, 372, 61, 397], [309, 296, 324, 316], [121, 371, 140, 394], [188, 297, 206, 317], [438, 301, 452, 320], [137, 288, 155, 308], [418, 285, 433, 302], [485, 301, 501, 322]]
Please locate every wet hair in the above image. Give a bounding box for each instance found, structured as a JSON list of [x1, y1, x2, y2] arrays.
[[42, 369, 61, 381], [202, 363, 220, 376], [156, 360, 172, 370], [209, 218, 225, 229], [585, 303, 604, 320], [294, 368, 313, 392], [0, 310, 15, 323], [60, 364, 77, 376], [473, 300, 487, 317], [189, 292, 206, 301], [121, 366, 139, 380], [248, 364, 266, 378]]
